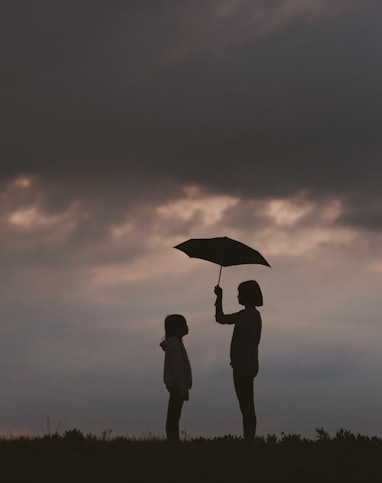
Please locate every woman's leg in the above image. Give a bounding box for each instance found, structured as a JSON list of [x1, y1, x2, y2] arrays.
[[233, 369, 257, 440], [165, 387, 184, 441]]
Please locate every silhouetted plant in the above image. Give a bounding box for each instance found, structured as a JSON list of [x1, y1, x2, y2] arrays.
[[101, 428, 113, 441], [40, 416, 65, 439], [315, 427, 331, 441], [335, 428, 356, 442], [85, 432, 98, 441], [280, 432, 307, 444], [266, 433, 278, 444], [63, 428, 85, 441]]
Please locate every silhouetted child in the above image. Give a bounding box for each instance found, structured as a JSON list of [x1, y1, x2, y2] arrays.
[[214, 280, 263, 441], [160, 314, 192, 442]]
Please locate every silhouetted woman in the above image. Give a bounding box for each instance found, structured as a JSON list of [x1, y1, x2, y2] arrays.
[[214, 280, 262, 441], [160, 314, 192, 442]]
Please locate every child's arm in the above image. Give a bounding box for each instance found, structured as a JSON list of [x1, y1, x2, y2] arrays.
[[214, 285, 225, 324], [168, 340, 191, 399]]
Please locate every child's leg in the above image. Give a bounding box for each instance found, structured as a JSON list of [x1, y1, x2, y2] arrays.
[[165, 387, 184, 441], [233, 369, 256, 440]]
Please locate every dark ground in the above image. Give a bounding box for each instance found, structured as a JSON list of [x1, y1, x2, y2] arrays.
[[1, 430, 381, 482]]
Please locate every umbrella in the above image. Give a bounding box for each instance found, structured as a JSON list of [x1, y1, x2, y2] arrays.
[[174, 236, 271, 284]]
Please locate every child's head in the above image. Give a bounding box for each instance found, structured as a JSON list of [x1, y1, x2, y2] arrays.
[[237, 280, 263, 307], [164, 314, 188, 338]]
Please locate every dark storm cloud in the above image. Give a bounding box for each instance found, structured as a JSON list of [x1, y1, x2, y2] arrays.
[[0, 174, 183, 272], [2, 1, 382, 228]]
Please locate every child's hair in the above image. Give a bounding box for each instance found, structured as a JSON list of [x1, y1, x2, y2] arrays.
[[238, 280, 263, 306], [165, 314, 188, 338]]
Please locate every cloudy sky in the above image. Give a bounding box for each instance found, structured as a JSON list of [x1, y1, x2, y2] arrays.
[[1, 0, 382, 438]]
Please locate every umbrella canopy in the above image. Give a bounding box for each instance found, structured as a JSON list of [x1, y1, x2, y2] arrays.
[[174, 236, 270, 284]]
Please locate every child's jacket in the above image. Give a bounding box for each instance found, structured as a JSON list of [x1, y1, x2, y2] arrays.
[[160, 337, 192, 395]]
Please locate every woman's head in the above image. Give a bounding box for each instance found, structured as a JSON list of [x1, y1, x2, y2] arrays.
[[238, 280, 263, 307], [164, 314, 188, 338]]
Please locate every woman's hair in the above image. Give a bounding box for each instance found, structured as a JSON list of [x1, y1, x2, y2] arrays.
[[164, 314, 187, 338], [238, 280, 263, 306]]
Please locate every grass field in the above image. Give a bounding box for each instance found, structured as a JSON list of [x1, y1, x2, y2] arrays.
[[0, 429, 381, 482]]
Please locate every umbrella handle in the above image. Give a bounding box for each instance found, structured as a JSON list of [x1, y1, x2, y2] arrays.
[[217, 266, 222, 286]]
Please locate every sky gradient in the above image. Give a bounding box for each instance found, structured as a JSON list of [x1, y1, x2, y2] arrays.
[[1, 1, 382, 438]]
